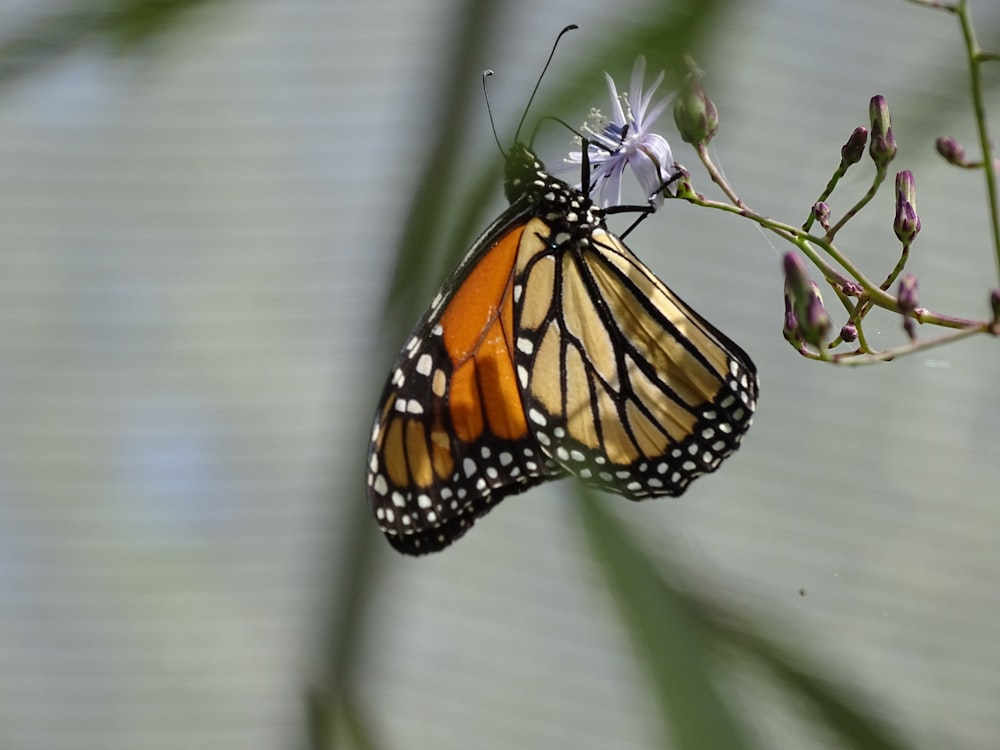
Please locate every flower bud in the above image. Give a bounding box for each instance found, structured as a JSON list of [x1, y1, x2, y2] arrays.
[[788, 283, 829, 349], [893, 170, 921, 244], [895, 170, 916, 207], [782, 293, 799, 343], [840, 126, 868, 167], [670, 165, 695, 198], [840, 280, 863, 297], [897, 274, 919, 314], [782, 252, 811, 300], [868, 95, 896, 167], [813, 201, 831, 230], [935, 136, 967, 166], [897, 274, 919, 341], [783, 254, 829, 346], [840, 323, 858, 343], [990, 289, 1000, 324], [673, 57, 719, 145]]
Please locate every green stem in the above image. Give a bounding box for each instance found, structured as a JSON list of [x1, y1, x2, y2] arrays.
[[901, 0, 958, 10], [683, 192, 893, 305], [696, 143, 745, 207], [802, 162, 849, 233], [956, 0, 1000, 283], [913, 307, 982, 329], [825, 164, 889, 240], [878, 242, 911, 292], [829, 322, 988, 365]]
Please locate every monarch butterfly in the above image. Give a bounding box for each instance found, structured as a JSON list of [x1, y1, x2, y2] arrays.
[[367, 41, 758, 555]]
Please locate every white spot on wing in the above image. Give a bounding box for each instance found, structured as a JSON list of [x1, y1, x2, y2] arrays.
[[416, 353, 433, 376]]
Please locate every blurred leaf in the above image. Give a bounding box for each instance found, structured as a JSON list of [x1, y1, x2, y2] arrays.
[[307, 688, 385, 750], [578, 490, 754, 750], [311, 3, 503, 750], [0, 0, 228, 88], [578, 491, 928, 750], [724, 629, 918, 750], [103, 0, 228, 49], [384, 0, 506, 339]]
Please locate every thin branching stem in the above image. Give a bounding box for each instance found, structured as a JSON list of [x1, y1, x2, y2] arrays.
[[955, 0, 1000, 283], [825, 165, 890, 240], [830, 323, 988, 365], [680, 0, 999, 365]]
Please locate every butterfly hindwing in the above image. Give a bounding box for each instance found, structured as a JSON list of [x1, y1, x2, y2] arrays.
[[511, 210, 758, 499]]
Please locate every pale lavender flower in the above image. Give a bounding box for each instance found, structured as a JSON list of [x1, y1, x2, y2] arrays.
[[565, 56, 676, 208]]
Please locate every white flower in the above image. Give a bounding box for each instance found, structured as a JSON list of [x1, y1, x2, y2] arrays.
[[565, 56, 675, 208]]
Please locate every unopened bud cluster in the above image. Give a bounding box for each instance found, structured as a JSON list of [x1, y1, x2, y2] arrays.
[[783, 253, 830, 348]]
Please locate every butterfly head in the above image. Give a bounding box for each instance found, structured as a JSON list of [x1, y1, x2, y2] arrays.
[[503, 142, 553, 205]]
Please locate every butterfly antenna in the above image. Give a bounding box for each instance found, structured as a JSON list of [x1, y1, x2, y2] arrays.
[[513, 23, 578, 144], [482, 70, 504, 156]]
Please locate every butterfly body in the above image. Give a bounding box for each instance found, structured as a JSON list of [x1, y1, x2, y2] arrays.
[[368, 144, 757, 555]]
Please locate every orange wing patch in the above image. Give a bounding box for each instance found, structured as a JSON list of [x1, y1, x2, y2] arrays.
[[439, 227, 529, 443]]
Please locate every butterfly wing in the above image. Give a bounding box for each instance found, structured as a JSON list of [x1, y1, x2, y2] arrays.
[[367, 205, 565, 555], [513, 222, 758, 497]]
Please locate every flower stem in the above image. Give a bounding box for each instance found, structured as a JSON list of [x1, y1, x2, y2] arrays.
[[829, 322, 988, 365], [956, 0, 1000, 284]]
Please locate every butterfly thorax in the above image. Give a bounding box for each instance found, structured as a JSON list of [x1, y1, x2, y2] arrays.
[[503, 142, 603, 245]]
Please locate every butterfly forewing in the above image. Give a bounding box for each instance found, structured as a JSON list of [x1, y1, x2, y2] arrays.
[[367, 210, 565, 554]]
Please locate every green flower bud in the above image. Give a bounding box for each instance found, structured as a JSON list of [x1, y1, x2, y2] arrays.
[[673, 57, 718, 146], [868, 95, 896, 167]]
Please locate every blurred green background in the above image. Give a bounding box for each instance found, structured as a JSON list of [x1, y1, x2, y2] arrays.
[[0, 1, 998, 749]]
